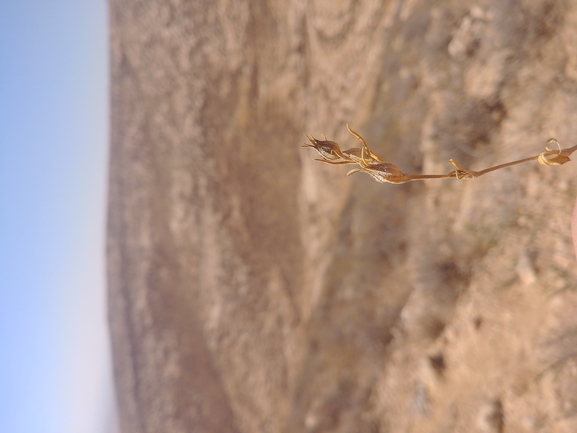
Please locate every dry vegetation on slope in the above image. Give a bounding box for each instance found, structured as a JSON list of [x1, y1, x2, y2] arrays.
[[108, 1, 577, 432]]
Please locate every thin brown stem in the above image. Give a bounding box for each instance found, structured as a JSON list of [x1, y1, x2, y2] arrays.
[[406, 173, 456, 181], [467, 155, 539, 177], [451, 143, 577, 179], [304, 125, 577, 184], [561, 144, 577, 156]]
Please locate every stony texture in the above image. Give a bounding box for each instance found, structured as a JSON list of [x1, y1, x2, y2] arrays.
[[108, 1, 577, 432]]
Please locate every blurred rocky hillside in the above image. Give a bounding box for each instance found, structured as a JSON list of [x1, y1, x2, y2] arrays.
[[108, 1, 577, 432]]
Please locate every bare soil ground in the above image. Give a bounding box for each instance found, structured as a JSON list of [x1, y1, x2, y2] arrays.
[[108, 1, 577, 432]]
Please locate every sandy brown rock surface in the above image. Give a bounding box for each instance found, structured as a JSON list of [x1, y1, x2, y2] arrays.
[[108, 1, 577, 432]]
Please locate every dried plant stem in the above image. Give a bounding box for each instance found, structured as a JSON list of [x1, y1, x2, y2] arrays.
[[464, 156, 540, 177], [446, 142, 577, 180], [403, 173, 456, 181], [302, 127, 577, 185]]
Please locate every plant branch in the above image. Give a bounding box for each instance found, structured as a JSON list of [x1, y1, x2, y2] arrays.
[[302, 127, 577, 185]]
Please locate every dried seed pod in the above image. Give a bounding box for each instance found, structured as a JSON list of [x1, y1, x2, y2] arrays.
[[346, 147, 411, 184], [345, 124, 385, 163], [301, 134, 355, 165], [342, 147, 384, 165], [347, 161, 412, 184]]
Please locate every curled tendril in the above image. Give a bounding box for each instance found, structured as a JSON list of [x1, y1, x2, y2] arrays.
[[538, 138, 572, 166]]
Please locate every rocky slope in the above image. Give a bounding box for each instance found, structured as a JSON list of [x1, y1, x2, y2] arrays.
[[108, 1, 577, 432]]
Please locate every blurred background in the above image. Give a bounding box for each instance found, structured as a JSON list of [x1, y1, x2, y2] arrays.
[[6, 1, 576, 432], [103, 2, 577, 432], [0, 1, 115, 433]]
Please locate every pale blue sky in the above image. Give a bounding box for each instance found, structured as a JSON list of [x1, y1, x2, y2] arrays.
[[0, 1, 113, 433]]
